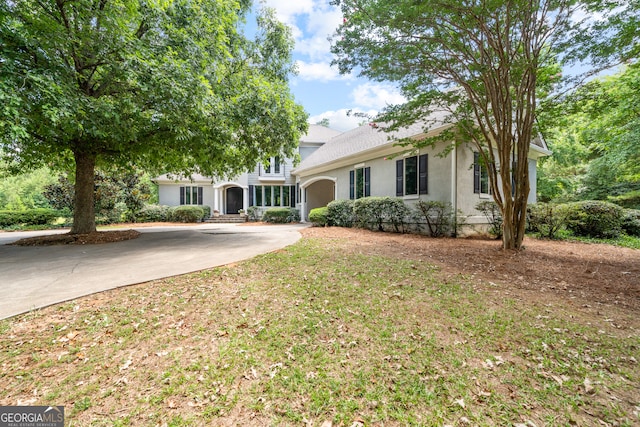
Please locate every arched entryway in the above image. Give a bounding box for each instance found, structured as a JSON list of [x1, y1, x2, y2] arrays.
[[301, 177, 336, 221], [226, 187, 243, 214]]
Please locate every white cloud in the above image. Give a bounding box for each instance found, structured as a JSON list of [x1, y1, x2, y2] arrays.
[[295, 60, 349, 82], [261, 0, 314, 24], [351, 83, 406, 110], [308, 108, 378, 132]]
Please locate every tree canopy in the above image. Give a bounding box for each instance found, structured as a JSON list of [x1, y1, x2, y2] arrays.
[[538, 63, 640, 207], [0, 0, 307, 233], [330, 0, 638, 250]]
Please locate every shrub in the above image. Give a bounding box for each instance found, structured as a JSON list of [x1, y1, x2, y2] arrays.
[[309, 206, 329, 227], [563, 200, 624, 238], [262, 207, 300, 223], [0, 208, 59, 227], [200, 205, 211, 219], [527, 203, 569, 239], [622, 209, 640, 236], [475, 200, 502, 238], [169, 206, 205, 223], [327, 199, 355, 227], [136, 204, 172, 222], [353, 197, 409, 232], [247, 206, 260, 222], [414, 200, 457, 237]]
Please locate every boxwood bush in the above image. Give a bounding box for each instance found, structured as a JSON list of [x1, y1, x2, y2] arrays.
[[169, 206, 205, 223], [262, 207, 300, 223], [564, 200, 624, 238], [0, 208, 60, 227], [309, 206, 329, 227], [327, 199, 354, 227]]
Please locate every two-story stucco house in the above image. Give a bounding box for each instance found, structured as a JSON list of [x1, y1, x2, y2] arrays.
[[154, 124, 342, 216], [155, 116, 550, 227]]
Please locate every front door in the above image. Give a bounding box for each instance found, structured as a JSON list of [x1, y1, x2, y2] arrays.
[[226, 187, 243, 214]]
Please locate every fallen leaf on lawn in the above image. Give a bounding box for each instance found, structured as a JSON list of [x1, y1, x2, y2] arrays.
[[120, 359, 132, 371], [167, 400, 177, 409], [454, 398, 465, 408], [584, 377, 595, 394], [320, 421, 332, 427]]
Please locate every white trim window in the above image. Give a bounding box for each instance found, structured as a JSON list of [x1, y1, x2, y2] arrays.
[[396, 154, 428, 197], [473, 152, 491, 196], [180, 186, 203, 205]]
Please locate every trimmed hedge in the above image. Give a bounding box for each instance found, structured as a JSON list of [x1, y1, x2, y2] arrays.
[[262, 207, 300, 224], [0, 209, 60, 227], [327, 199, 355, 227], [309, 207, 329, 227], [169, 206, 205, 223], [564, 200, 624, 238], [136, 204, 172, 222], [353, 197, 409, 232]]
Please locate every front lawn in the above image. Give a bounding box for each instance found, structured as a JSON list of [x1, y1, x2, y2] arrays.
[[1, 228, 638, 426]]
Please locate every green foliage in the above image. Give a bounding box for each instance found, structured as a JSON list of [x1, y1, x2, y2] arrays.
[[527, 203, 570, 240], [136, 205, 172, 223], [308, 207, 329, 227], [246, 206, 260, 222], [475, 201, 503, 238], [0, 166, 56, 210], [539, 65, 640, 205], [169, 206, 204, 223], [0, 209, 59, 227], [262, 208, 300, 224], [326, 199, 355, 228], [0, 1, 307, 233], [353, 197, 409, 232], [563, 201, 624, 239], [44, 171, 152, 223], [621, 209, 640, 237], [413, 200, 458, 237]]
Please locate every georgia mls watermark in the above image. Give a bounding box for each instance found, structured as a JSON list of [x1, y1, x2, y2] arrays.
[[0, 406, 64, 427]]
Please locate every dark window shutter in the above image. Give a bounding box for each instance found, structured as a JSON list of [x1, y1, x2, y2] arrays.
[[349, 170, 355, 200], [290, 185, 296, 207], [396, 160, 404, 196], [419, 154, 428, 195], [364, 167, 371, 197], [249, 185, 254, 206], [197, 187, 203, 205], [296, 183, 300, 203], [179, 186, 185, 205], [473, 152, 480, 194]]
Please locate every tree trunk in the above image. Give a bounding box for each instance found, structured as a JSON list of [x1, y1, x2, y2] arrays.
[[71, 150, 97, 234]]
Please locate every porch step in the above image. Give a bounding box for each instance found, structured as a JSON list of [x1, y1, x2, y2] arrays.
[[204, 214, 247, 224]]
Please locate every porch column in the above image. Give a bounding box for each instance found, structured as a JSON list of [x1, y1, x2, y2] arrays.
[[213, 187, 220, 213], [243, 187, 249, 211]]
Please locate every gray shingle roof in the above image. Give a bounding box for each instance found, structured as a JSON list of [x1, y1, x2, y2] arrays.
[[294, 113, 449, 174], [300, 124, 343, 143]]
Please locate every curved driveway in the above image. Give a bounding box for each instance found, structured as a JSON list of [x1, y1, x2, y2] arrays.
[[0, 223, 307, 320]]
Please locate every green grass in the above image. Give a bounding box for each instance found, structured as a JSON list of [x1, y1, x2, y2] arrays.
[[0, 235, 638, 426]]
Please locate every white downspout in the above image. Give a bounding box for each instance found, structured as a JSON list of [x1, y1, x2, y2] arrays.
[[451, 144, 458, 236]]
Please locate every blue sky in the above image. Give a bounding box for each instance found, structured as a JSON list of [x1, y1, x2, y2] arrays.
[[256, 0, 406, 131]]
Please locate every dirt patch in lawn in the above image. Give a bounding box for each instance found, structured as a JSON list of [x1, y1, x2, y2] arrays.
[[301, 227, 640, 313]]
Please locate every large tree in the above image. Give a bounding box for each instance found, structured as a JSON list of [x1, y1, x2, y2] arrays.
[[0, 0, 307, 234], [331, 0, 637, 250]]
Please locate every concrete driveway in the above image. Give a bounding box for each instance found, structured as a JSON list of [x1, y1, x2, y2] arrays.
[[0, 223, 307, 320]]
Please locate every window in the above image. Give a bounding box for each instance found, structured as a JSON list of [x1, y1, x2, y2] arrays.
[[249, 185, 296, 207], [474, 152, 490, 195], [180, 186, 203, 205], [350, 166, 370, 199], [396, 154, 428, 196], [263, 156, 282, 175]]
